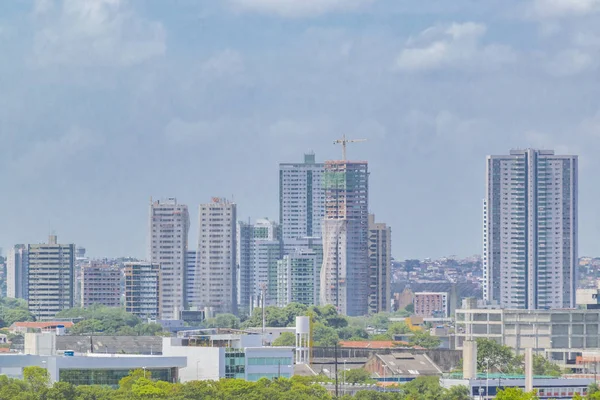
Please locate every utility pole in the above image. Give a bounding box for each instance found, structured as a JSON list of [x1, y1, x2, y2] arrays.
[[260, 283, 267, 344], [334, 343, 339, 398], [333, 134, 366, 161]]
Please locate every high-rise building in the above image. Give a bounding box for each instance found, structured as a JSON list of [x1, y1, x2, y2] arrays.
[[368, 214, 391, 314], [321, 160, 369, 316], [279, 153, 324, 247], [27, 235, 75, 320], [237, 219, 282, 314], [197, 198, 237, 315], [186, 249, 198, 308], [149, 198, 190, 319], [276, 249, 319, 307], [124, 262, 160, 319], [484, 149, 578, 310], [7, 245, 28, 300], [81, 263, 121, 308]]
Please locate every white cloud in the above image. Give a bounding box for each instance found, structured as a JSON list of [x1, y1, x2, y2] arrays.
[[164, 118, 255, 144], [531, 0, 600, 18], [546, 49, 596, 76], [395, 22, 515, 72], [32, 0, 166, 67], [200, 50, 245, 78], [229, 0, 374, 18], [12, 126, 103, 177]]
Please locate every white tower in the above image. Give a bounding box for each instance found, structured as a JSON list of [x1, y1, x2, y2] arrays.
[[295, 316, 310, 364]]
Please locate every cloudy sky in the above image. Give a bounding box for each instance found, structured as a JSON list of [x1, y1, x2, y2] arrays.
[[1, 0, 600, 259]]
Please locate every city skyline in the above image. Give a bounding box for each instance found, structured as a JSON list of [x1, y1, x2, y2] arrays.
[[2, 1, 600, 261]]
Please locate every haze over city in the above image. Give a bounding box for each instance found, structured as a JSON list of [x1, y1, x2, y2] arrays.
[[2, 0, 600, 260]]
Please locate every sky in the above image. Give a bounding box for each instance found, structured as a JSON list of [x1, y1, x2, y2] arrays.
[[1, 0, 600, 260]]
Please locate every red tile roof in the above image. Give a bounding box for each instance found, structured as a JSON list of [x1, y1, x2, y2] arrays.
[[339, 340, 410, 349]]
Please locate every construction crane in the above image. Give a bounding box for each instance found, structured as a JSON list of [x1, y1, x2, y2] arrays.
[[333, 134, 366, 161]]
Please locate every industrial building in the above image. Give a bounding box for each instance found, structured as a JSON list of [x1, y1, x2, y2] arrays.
[[163, 330, 294, 382], [455, 301, 600, 366]]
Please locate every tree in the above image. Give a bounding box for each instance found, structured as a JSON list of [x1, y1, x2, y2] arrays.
[[495, 387, 539, 400], [45, 382, 77, 400], [387, 322, 411, 337], [313, 323, 339, 347], [402, 376, 445, 399], [341, 368, 375, 384], [202, 313, 240, 329], [23, 366, 49, 393], [532, 354, 561, 377], [404, 304, 414, 314], [444, 385, 470, 400], [273, 332, 296, 346], [476, 338, 521, 373], [408, 330, 441, 349]]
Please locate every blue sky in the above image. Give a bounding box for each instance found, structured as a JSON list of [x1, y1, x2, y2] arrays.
[[1, 0, 600, 259]]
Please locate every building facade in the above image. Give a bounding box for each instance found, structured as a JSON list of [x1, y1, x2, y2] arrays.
[[6, 245, 28, 300], [149, 198, 190, 319], [414, 292, 450, 318], [237, 219, 282, 314], [81, 263, 121, 308], [186, 250, 198, 308], [197, 198, 237, 315], [124, 262, 160, 319], [368, 214, 391, 314], [321, 160, 369, 316], [279, 153, 324, 245], [163, 333, 293, 382], [455, 306, 600, 366], [26, 236, 75, 320], [484, 149, 578, 309], [276, 249, 319, 307]]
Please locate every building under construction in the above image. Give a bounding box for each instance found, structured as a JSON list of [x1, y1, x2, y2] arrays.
[[320, 160, 369, 316]]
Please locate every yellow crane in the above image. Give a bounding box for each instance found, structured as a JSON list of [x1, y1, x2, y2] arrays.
[[333, 134, 366, 161]]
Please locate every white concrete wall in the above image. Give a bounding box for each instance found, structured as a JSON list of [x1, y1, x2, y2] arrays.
[[162, 338, 223, 382]]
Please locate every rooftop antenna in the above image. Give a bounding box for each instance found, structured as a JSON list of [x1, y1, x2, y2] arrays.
[[333, 134, 366, 160]]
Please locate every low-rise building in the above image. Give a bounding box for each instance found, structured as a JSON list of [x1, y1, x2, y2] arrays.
[[441, 376, 592, 400], [414, 292, 449, 318], [162, 329, 294, 382], [364, 353, 442, 383], [0, 332, 186, 386], [455, 305, 600, 366], [8, 321, 74, 335]]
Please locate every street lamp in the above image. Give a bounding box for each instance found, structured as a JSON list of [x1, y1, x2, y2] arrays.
[[344, 359, 347, 392], [142, 367, 147, 378]]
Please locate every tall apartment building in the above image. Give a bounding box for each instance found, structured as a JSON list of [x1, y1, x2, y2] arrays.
[[279, 153, 324, 252], [276, 249, 319, 307], [186, 250, 198, 308], [321, 160, 369, 316], [81, 263, 121, 308], [484, 149, 578, 310], [197, 198, 237, 315], [27, 235, 75, 320], [6, 245, 28, 299], [124, 262, 160, 319], [237, 219, 282, 314], [368, 214, 391, 314], [149, 198, 189, 319]]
